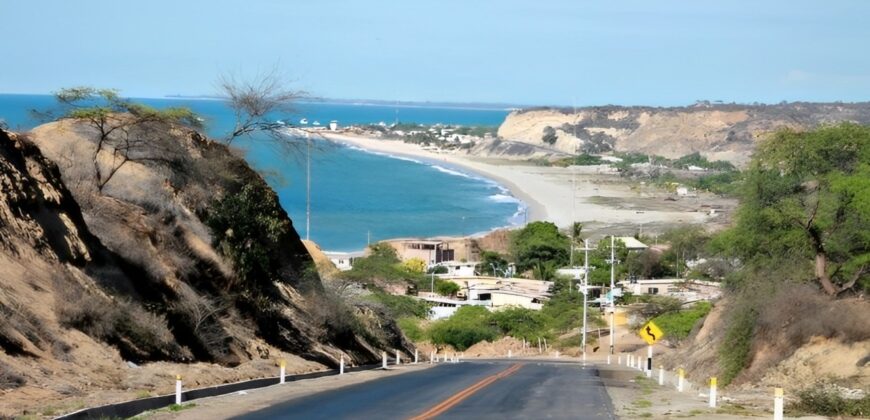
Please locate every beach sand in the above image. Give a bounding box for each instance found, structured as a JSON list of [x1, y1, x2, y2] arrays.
[[319, 131, 734, 238]]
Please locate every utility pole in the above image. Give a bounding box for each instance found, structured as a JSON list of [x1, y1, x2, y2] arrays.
[[609, 235, 616, 355], [305, 134, 311, 241], [581, 239, 589, 362]]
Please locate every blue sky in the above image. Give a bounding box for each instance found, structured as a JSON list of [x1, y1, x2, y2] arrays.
[[1, 0, 869, 106]]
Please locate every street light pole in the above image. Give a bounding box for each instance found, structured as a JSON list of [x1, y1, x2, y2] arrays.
[[609, 235, 616, 355]]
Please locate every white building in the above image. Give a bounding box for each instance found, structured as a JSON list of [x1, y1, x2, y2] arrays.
[[436, 261, 479, 277]]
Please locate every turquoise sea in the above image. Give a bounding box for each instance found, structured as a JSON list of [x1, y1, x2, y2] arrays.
[[0, 94, 522, 252]]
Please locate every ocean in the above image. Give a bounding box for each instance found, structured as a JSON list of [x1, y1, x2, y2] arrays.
[[0, 94, 521, 252]]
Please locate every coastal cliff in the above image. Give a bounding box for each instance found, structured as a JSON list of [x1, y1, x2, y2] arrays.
[[0, 121, 411, 416], [494, 102, 870, 166]]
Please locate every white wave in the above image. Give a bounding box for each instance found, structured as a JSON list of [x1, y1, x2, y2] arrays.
[[342, 144, 424, 164], [431, 165, 475, 179], [488, 193, 521, 204]]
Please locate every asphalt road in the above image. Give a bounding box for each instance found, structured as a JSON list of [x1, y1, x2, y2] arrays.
[[232, 360, 616, 420]]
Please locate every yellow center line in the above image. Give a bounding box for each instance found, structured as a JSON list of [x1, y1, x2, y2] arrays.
[[408, 363, 524, 420]]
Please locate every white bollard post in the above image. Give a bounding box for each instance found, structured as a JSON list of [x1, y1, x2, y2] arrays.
[[279, 360, 286, 384], [508, 349, 512, 358], [395, 349, 401, 365], [709, 377, 717, 408], [382, 351, 387, 369], [556, 351, 560, 358], [607, 355, 611, 365], [677, 368, 685, 392], [340, 356, 345, 375], [618, 355, 622, 365], [658, 366, 664, 386], [774, 388, 784, 420], [175, 375, 182, 404], [414, 349, 419, 364], [430, 351, 434, 364], [629, 355, 633, 368], [646, 345, 653, 378], [538, 337, 542, 353]]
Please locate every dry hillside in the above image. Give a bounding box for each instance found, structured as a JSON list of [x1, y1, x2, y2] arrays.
[[0, 121, 412, 417], [491, 102, 870, 166]]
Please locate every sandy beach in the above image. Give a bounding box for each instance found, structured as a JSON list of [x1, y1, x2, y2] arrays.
[[318, 132, 732, 237]]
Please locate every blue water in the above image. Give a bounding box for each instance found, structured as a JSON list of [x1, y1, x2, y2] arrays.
[[0, 94, 519, 251]]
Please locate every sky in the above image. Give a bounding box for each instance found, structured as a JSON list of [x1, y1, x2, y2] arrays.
[[1, 0, 869, 106]]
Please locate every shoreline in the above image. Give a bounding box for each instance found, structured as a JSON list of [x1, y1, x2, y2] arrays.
[[314, 131, 721, 255], [319, 131, 549, 222]]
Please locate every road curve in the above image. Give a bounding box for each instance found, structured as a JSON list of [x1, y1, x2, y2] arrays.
[[231, 360, 615, 420]]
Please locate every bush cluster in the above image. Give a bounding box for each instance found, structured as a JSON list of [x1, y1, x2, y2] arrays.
[[650, 301, 712, 340], [792, 383, 870, 417], [56, 289, 182, 362]]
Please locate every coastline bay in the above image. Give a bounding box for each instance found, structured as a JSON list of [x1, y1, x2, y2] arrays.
[[0, 94, 520, 252]]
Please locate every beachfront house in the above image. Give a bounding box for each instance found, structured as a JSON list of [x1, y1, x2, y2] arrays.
[[389, 239, 455, 266]]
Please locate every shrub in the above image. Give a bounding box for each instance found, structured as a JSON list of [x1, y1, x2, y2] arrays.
[[718, 303, 756, 386], [541, 126, 558, 145], [651, 301, 712, 340], [56, 288, 180, 362], [435, 280, 460, 297], [490, 307, 549, 341], [0, 361, 25, 390], [791, 382, 870, 417], [370, 292, 430, 319], [397, 317, 425, 342], [428, 306, 497, 350], [206, 183, 292, 290]]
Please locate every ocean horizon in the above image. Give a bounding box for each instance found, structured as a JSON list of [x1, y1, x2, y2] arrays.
[[0, 94, 522, 252]]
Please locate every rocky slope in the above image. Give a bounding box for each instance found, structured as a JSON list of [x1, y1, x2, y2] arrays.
[[492, 102, 870, 166], [0, 121, 411, 416]]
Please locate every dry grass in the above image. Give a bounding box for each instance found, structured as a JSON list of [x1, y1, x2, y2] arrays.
[[54, 284, 184, 362]]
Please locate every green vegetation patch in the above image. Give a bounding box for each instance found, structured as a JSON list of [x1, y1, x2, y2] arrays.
[[651, 302, 712, 340]]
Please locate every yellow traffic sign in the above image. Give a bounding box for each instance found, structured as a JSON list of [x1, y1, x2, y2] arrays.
[[639, 321, 664, 345]]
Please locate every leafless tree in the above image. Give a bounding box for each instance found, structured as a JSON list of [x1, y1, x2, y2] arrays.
[[218, 69, 308, 146]]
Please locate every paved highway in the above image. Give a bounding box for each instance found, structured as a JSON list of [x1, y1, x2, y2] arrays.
[[232, 360, 615, 420]]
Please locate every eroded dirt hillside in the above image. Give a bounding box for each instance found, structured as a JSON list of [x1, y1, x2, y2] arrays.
[[0, 122, 412, 416]]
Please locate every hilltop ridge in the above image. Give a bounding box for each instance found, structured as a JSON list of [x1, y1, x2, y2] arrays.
[[489, 102, 870, 166]]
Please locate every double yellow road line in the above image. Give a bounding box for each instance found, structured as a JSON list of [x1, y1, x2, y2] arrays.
[[409, 363, 524, 420]]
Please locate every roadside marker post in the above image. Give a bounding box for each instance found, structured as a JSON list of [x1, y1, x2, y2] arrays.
[[396, 349, 401, 365], [279, 360, 286, 384], [773, 388, 784, 420], [617, 355, 622, 365], [508, 349, 512, 358], [658, 366, 664, 386], [414, 349, 419, 364], [175, 375, 182, 404], [606, 355, 610, 365], [709, 377, 717, 408], [646, 345, 653, 377], [340, 356, 345, 375], [677, 368, 685, 392], [382, 352, 387, 369], [430, 351, 434, 364]]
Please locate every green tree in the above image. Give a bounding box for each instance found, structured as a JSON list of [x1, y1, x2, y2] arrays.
[[722, 123, 870, 295], [478, 251, 509, 276], [435, 280, 461, 297], [588, 237, 628, 285], [206, 183, 293, 290], [510, 221, 570, 276]]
